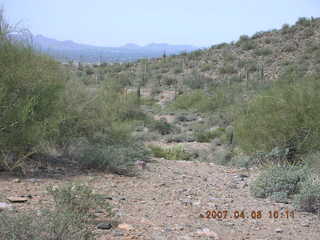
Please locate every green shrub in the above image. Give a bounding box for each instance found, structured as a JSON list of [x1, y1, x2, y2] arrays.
[[230, 154, 253, 168], [0, 12, 66, 171], [0, 182, 111, 240], [173, 67, 183, 74], [200, 64, 212, 72], [166, 133, 195, 143], [194, 128, 225, 143], [78, 141, 149, 175], [235, 75, 320, 158], [47, 183, 110, 215], [296, 17, 312, 27], [148, 119, 174, 135], [148, 144, 191, 160], [242, 41, 256, 50], [254, 48, 273, 56], [170, 90, 211, 111], [184, 71, 211, 89], [294, 177, 320, 213], [214, 149, 233, 165], [219, 64, 237, 74], [250, 165, 308, 199], [0, 210, 95, 240]]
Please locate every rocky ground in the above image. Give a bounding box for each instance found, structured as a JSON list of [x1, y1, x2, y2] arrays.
[[1, 157, 320, 240]]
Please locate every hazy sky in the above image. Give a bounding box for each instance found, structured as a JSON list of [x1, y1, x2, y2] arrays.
[[1, 0, 319, 47]]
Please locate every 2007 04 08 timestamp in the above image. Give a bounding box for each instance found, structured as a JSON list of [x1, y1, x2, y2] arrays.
[[204, 210, 294, 220]]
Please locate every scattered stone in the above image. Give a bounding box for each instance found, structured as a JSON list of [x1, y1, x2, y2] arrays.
[[95, 209, 104, 213], [181, 199, 193, 206], [196, 228, 219, 239], [12, 178, 21, 183], [113, 231, 124, 237], [102, 196, 113, 200], [28, 178, 40, 183], [275, 228, 283, 233], [118, 223, 134, 231], [0, 202, 13, 211], [239, 174, 249, 180], [20, 194, 33, 199], [96, 222, 112, 230], [301, 222, 310, 227], [136, 160, 146, 169], [242, 183, 249, 188], [7, 197, 28, 203], [193, 201, 201, 206]]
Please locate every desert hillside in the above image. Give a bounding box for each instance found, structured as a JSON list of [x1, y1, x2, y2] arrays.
[[1, 12, 320, 240]]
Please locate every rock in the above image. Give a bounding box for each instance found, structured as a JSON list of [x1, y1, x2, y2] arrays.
[[196, 228, 219, 239], [275, 228, 283, 233], [0, 202, 13, 211], [212, 138, 222, 146], [239, 174, 249, 180], [242, 183, 249, 188], [95, 209, 104, 213], [28, 178, 40, 183], [181, 199, 193, 206], [12, 178, 21, 183], [118, 223, 134, 231], [7, 197, 28, 203], [96, 222, 112, 230], [193, 201, 201, 206], [135, 160, 146, 169], [301, 222, 310, 227], [113, 231, 124, 237]]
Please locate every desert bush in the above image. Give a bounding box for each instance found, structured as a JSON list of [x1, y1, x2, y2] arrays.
[[252, 31, 265, 39], [77, 140, 149, 175], [281, 43, 297, 53], [219, 64, 237, 74], [173, 67, 183, 74], [222, 49, 236, 62], [194, 128, 225, 143], [281, 24, 294, 35], [296, 17, 312, 27], [170, 90, 211, 111], [166, 133, 195, 143], [213, 149, 233, 165], [250, 165, 308, 199], [235, 75, 320, 159], [241, 40, 256, 51], [301, 28, 314, 38], [237, 35, 250, 43], [294, 177, 320, 213], [213, 42, 228, 49], [0, 182, 111, 240], [200, 64, 211, 72], [47, 183, 110, 215], [148, 119, 174, 135], [184, 71, 211, 89], [0, 12, 66, 171], [0, 210, 95, 240], [148, 144, 191, 160], [254, 47, 273, 56]]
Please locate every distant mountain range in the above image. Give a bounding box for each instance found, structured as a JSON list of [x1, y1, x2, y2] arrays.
[[30, 34, 199, 63]]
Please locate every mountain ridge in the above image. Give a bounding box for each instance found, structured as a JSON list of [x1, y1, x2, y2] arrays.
[[31, 34, 198, 62]]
